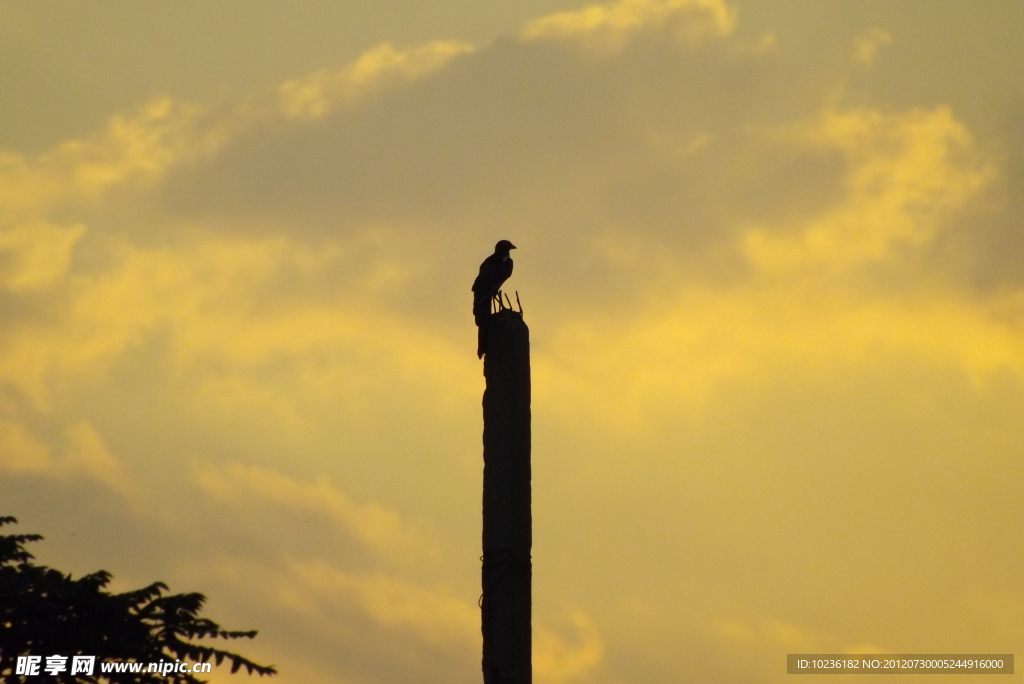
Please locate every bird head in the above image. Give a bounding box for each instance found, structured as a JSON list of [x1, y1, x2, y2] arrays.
[[495, 240, 517, 254]]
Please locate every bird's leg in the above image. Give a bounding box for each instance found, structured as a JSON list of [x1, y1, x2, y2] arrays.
[[493, 290, 504, 313], [503, 292, 513, 311]]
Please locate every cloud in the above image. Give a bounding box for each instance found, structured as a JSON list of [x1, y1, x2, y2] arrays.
[[278, 41, 474, 120], [153, 0, 789, 298], [939, 104, 1024, 289], [186, 555, 479, 683], [281, 559, 477, 650], [521, 0, 735, 53], [762, 619, 812, 648], [0, 419, 51, 473], [194, 462, 437, 560], [534, 610, 604, 683], [20, 88, 998, 442], [0, 223, 85, 292], [535, 279, 1024, 430], [714, 615, 889, 656], [192, 553, 604, 684], [0, 40, 476, 234], [0, 98, 238, 221], [853, 28, 892, 65], [63, 421, 133, 495], [0, 418, 132, 495], [518, 100, 1008, 429], [0, 230, 477, 413], [741, 105, 994, 273]]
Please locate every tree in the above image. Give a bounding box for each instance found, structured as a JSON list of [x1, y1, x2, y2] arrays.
[[0, 516, 276, 683]]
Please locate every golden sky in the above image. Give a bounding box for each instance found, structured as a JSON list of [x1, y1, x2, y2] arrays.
[[2, 1, 1023, 682]]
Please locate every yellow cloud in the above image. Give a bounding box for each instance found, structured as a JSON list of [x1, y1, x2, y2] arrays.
[[534, 610, 604, 684], [763, 619, 812, 648], [285, 560, 477, 648], [0, 418, 132, 494], [279, 41, 474, 120], [64, 421, 133, 496], [0, 419, 52, 473], [0, 239, 191, 410], [712, 615, 895, 667], [536, 282, 1024, 430], [194, 462, 436, 559], [529, 103, 1014, 431], [713, 616, 817, 650], [196, 555, 478, 653], [0, 223, 86, 292], [853, 28, 892, 65], [714, 619, 755, 642], [0, 39, 473, 227], [61, 98, 230, 196], [0, 99, 239, 220], [0, 231, 476, 413], [742, 105, 994, 273], [194, 554, 604, 682], [520, 0, 735, 53]]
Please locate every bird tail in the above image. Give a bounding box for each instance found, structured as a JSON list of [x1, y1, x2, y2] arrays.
[[477, 325, 488, 359], [473, 294, 490, 358], [473, 295, 490, 327]]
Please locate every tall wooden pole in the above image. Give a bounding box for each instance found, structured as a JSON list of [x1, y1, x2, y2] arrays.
[[481, 308, 532, 684]]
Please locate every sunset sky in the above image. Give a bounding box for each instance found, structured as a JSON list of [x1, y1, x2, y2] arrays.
[[2, 1, 1023, 682]]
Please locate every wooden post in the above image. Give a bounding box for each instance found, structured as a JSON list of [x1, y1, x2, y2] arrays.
[[481, 308, 532, 684]]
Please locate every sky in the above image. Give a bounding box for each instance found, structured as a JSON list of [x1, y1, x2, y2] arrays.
[[1, 1, 1023, 682]]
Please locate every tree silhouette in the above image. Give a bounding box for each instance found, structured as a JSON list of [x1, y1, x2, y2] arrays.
[[0, 516, 276, 683]]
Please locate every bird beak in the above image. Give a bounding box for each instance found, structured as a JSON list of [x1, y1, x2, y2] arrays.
[[510, 243, 517, 249]]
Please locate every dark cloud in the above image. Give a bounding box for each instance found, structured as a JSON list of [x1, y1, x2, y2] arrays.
[[930, 102, 1024, 291], [150, 28, 855, 329], [160, 32, 844, 246]]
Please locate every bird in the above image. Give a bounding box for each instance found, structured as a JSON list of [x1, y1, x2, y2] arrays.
[[472, 240, 516, 358]]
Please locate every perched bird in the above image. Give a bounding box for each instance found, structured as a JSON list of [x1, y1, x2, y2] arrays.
[[472, 240, 516, 358]]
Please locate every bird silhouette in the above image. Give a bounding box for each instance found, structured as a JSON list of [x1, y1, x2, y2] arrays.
[[472, 240, 516, 358]]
